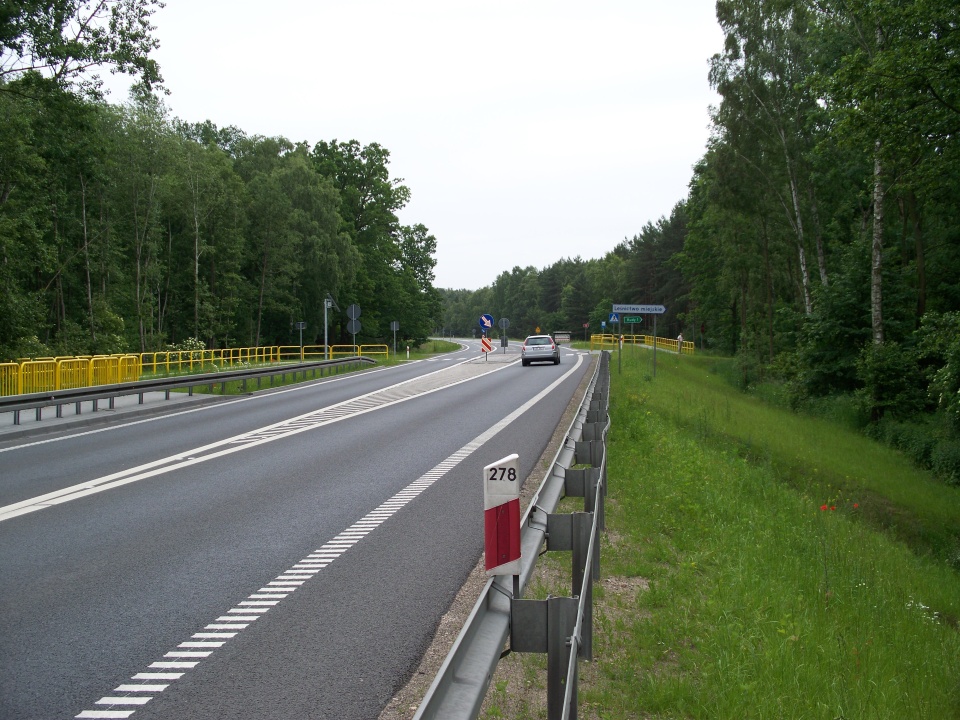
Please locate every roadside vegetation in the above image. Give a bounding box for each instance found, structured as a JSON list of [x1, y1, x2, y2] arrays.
[[485, 347, 960, 719]]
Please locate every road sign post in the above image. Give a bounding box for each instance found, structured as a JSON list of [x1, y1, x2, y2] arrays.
[[347, 304, 361, 350], [613, 304, 667, 377], [390, 320, 399, 356], [484, 453, 521, 585], [481, 335, 492, 358]]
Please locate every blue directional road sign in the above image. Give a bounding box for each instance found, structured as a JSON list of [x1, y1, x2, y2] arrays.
[[479, 314, 495, 330]]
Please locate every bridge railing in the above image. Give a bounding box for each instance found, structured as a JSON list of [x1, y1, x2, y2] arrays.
[[0, 357, 375, 426], [1, 344, 397, 397], [590, 333, 694, 354]]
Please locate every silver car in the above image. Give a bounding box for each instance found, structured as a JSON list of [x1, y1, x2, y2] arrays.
[[521, 335, 560, 366]]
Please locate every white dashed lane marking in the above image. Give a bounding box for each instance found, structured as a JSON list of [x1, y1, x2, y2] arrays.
[[72, 354, 583, 718]]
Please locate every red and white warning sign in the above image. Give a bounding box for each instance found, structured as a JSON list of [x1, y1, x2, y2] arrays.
[[481, 335, 493, 353], [483, 453, 522, 576]]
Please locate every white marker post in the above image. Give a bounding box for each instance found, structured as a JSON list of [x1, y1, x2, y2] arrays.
[[483, 454, 521, 585]]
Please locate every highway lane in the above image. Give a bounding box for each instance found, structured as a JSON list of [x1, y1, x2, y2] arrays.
[[0, 342, 479, 506], [0, 340, 593, 719]]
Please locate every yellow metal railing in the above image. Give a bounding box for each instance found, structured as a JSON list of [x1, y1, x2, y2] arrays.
[[58, 358, 89, 389], [1, 362, 21, 395], [590, 333, 694, 354], [359, 344, 389, 360], [20, 360, 57, 394], [1, 343, 391, 397], [9, 355, 144, 395], [590, 334, 620, 351]]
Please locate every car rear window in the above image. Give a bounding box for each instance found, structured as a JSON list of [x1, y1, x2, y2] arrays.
[[527, 337, 551, 345]]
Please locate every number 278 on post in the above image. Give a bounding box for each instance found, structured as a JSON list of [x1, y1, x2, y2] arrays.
[[487, 466, 517, 482]]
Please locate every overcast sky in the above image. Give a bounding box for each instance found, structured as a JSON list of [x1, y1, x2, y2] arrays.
[[106, 1, 724, 291]]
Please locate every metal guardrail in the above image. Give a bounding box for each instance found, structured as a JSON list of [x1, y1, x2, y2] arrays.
[[414, 351, 611, 720], [0, 357, 375, 426]]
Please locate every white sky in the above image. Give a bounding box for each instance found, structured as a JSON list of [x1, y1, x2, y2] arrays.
[[104, 1, 724, 291]]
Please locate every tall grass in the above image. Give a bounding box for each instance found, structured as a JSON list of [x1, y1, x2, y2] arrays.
[[618, 348, 960, 565], [579, 347, 960, 718]]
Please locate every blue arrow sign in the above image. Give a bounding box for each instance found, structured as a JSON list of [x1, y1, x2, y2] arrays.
[[479, 314, 494, 329]]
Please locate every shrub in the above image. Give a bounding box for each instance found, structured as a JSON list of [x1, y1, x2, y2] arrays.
[[166, 337, 207, 361], [856, 341, 926, 421], [918, 312, 960, 432], [931, 439, 960, 487], [871, 418, 937, 468]]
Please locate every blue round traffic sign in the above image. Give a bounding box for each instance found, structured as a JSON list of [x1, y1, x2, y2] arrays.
[[479, 314, 495, 330]]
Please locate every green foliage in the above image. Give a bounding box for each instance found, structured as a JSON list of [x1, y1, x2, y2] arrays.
[[931, 440, 960, 488], [0, 75, 440, 359], [919, 312, 960, 430], [0, 0, 164, 91], [870, 417, 938, 470], [855, 341, 926, 421]]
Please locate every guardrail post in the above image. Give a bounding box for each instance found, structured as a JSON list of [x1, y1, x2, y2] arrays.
[[543, 511, 595, 661], [574, 439, 602, 468], [548, 596, 579, 719], [564, 467, 604, 532], [510, 595, 579, 720], [580, 419, 605, 441], [508, 508, 597, 718]]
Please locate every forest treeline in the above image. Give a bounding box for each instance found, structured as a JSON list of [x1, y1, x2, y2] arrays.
[[441, 0, 960, 486], [1, 1, 441, 361], [2, 2, 959, 483]]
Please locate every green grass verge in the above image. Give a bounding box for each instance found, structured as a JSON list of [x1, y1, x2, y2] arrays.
[[575, 347, 960, 718]]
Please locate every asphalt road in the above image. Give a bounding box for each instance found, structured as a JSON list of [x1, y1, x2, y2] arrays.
[[0, 340, 592, 720]]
